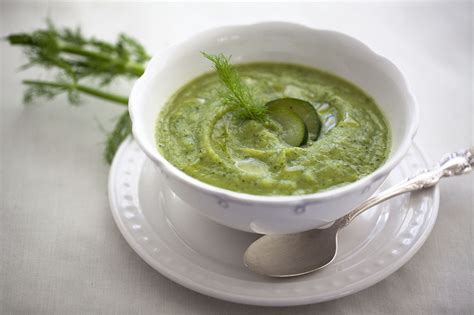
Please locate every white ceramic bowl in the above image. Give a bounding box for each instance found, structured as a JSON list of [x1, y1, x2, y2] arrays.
[[129, 22, 419, 234]]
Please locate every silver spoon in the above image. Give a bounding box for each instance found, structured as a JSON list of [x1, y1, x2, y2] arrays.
[[244, 147, 474, 278]]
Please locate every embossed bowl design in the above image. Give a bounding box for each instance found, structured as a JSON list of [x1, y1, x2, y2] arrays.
[[129, 22, 419, 234]]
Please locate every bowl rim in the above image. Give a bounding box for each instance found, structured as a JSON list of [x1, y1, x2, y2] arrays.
[[129, 21, 420, 205]]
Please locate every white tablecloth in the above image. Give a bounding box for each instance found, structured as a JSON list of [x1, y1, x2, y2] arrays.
[[1, 1, 472, 314]]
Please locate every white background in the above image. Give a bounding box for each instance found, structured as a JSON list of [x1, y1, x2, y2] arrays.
[[1, 1, 472, 314]]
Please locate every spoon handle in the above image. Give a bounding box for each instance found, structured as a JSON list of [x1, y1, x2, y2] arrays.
[[339, 147, 474, 227]]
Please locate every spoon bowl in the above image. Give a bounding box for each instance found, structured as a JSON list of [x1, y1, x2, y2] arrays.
[[244, 222, 341, 277]]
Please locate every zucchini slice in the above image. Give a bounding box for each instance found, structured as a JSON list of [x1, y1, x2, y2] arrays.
[[266, 98, 321, 141], [267, 105, 308, 147]]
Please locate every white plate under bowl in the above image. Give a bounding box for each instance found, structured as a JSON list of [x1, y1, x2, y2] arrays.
[[108, 139, 439, 306]]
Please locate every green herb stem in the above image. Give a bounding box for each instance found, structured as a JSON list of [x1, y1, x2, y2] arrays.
[[60, 44, 145, 76], [23, 80, 129, 105]]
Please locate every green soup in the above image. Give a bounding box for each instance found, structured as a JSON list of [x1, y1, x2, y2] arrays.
[[156, 63, 390, 196]]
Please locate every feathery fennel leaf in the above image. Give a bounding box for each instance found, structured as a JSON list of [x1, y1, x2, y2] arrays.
[[104, 111, 132, 164], [202, 52, 266, 121]]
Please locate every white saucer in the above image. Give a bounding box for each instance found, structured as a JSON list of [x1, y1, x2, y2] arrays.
[[108, 139, 439, 306]]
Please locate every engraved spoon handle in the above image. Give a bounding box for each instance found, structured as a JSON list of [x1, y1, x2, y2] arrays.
[[337, 147, 474, 227]]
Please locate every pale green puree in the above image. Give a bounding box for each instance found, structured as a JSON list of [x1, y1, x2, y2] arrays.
[[156, 63, 390, 195]]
